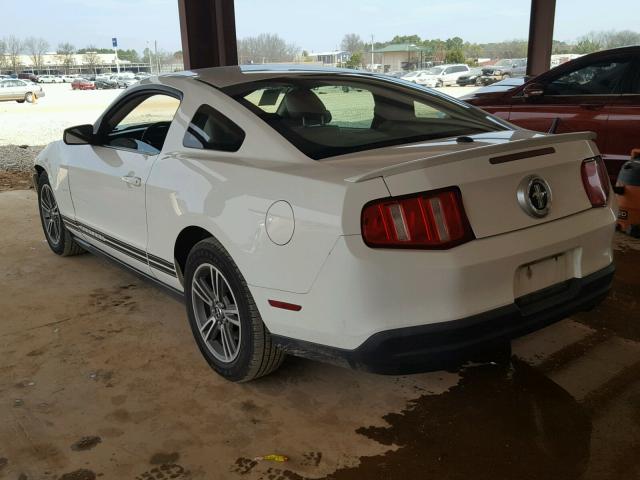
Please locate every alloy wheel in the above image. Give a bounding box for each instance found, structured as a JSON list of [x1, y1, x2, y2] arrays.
[[191, 263, 242, 363], [40, 184, 62, 245]]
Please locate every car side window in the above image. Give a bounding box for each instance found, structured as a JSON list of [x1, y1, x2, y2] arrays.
[[102, 93, 180, 154], [545, 59, 633, 95], [183, 104, 245, 152]]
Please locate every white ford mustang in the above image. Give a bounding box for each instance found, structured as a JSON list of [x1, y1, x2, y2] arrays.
[[34, 66, 616, 382]]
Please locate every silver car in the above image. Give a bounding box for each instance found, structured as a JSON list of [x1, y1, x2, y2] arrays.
[[0, 79, 45, 103]]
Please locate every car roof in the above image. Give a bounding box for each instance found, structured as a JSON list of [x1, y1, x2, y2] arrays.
[[176, 64, 382, 88]]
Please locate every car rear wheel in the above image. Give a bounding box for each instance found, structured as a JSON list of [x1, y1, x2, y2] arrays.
[[37, 172, 85, 257], [16, 99, 25, 103], [185, 237, 285, 382], [437, 79, 444, 87]]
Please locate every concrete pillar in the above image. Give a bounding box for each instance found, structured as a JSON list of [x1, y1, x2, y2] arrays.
[[526, 0, 557, 76], [178, 0, 238, 70]]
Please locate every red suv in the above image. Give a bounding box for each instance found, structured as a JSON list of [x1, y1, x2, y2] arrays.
[[464, 46, 640, 182]]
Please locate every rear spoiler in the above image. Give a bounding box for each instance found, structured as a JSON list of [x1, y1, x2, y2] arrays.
[[345, 131, 597, 183]]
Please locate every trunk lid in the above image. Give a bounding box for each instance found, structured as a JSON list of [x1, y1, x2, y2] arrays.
[[328, 130, 598, 239]]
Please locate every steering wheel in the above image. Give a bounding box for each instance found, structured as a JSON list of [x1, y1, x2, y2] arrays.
[[140, 121, 171, 152]]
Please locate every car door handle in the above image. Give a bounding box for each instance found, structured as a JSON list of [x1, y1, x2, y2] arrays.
[[121, 175, 141, 187], [580, 103, 605, 111]]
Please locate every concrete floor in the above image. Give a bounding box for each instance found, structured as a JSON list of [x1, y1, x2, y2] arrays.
[[1, 189, 639, 480]]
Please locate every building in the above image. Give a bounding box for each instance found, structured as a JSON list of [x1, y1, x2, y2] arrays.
[[307, 50, 351, 66], [0, 52, 156, 75], [372, 43, 427, 72]]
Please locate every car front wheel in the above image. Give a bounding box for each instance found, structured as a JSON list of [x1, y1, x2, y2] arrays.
[[37, 172, 85, 256], [25, 92, 34, 103], [185, 238, 285, 382]]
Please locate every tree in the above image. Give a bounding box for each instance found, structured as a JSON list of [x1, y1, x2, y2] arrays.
[[445, 48, 465, 64], [117, 48, 140, 63], [341, 33, 364, 54], [57, 42, 76, 74], [238, 33, 298, 64], [574, 38, 601, 54], [24, 37, 49, 72], [0, 38, 7, 70], [345, 52, 363, 69], [6, 36, 23, 73], [390, 35, 422, 45], [82, 49, 101, 74]]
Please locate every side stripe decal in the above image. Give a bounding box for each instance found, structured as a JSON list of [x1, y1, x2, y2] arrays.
[[62, 215, 177, 278]]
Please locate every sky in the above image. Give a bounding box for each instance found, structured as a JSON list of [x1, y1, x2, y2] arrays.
[[1, 0, 640, 54]]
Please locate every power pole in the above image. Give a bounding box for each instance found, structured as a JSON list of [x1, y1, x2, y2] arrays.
[[155, 40, 160, 73], [371, 35, 374, 71]]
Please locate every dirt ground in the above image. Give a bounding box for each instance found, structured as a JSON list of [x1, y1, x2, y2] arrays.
[[1, 189, 640, 480], [0, 172, 33, 192]]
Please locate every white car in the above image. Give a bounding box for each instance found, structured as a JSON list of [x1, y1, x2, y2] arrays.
[[34, 66, 616, 382], [61, 75, 78, 83], [400, 70, 425, 82], [0, 78, 45, 102], [38, 74, 63, 83], [413, 64, 471, 87]]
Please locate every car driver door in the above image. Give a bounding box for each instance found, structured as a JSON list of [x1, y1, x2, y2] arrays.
[[67, 89, 180, 273]]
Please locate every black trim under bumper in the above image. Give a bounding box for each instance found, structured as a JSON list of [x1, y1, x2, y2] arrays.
[[273, 263, 615, 375]]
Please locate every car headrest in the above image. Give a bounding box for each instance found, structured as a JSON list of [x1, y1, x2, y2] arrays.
[[281, 88, 331, 126]]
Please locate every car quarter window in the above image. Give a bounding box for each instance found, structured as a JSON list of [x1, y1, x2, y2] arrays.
[[101, 92, 180, 154], [183, 104, 245, 152], [545, 58, 634, 95]]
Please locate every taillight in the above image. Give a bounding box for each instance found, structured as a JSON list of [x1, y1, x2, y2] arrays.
[[361, 187, 475, 249], [581, 156, 610, 207]]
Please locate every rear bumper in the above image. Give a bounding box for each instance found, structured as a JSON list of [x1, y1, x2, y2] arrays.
[[274, 263, 614, 374]]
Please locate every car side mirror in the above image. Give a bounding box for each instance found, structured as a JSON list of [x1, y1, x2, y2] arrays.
[[63, 124, 94, 145], [522, 83, 545, 99]]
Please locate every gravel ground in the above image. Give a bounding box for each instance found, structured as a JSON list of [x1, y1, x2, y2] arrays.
[[0, 145, 43, 191], [0, 83, 480, 146], [0, 144, 44, 172]]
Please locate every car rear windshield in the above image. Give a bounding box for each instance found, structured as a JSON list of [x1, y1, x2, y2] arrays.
[[223, 75, 508, 160]]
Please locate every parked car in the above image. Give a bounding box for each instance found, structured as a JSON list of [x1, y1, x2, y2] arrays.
[[465, 46, 640, 182], [462, 77, 526, 99], [479, 59, 527, 85], [71, 78, 96, 90], [38, 75, 63, 83], [62, 75, 78, 83], [94, 79, 117, 89], [456, 68, 484, 86], [0, 78, 45, 102], [400, 70, 425, 81], [413, 64, 471, 87], [111, 75, 138, 88], [35, 66, 615, 382], [18, 72, 39, 83]]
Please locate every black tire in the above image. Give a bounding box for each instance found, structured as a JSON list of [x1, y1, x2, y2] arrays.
[[185, 237, 285, 382], [25, 92, 34, 103], [37, 172, 85, 257], [437, 79, 444, 87], [16, 99, 25, 103]]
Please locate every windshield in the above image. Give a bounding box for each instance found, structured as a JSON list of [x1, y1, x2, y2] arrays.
[[425, 67, 444, 75], [223, 75, 508, 160]]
